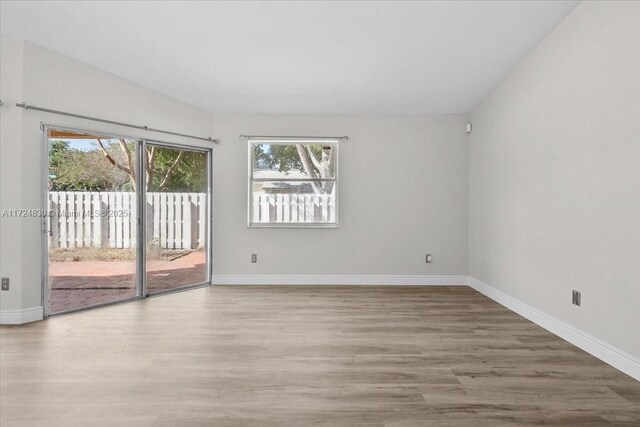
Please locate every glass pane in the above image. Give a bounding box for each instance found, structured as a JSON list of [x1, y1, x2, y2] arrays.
[[250, 180, 336, 225], [47, 129, 138, 314], [253, 143, 336, 180], [145, 145, 209, 293]]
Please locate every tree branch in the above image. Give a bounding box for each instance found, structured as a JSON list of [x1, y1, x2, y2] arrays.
[[305, 145, 322, 171], [156, 150, 184, 190], [118, 139, 136, 191], [326, 145, 334, 166], [146, 146, 155, 190], [96, 139, 132, 176], [295, 144, 321, 194]]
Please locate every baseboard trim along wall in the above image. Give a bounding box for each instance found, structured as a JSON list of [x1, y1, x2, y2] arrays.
[[0, 306, 44, 325], [212, 275, 469, 286], [468, 277, 640, 382], [4, 279, 637, 382]]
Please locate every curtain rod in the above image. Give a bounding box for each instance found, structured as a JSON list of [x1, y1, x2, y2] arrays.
[[15, 102, 219, 144], [240, 134, 348, 141]]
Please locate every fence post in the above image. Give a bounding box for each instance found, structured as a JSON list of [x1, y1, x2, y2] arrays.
[[168, 193, 176, 249], [146, 193, 154, 246], [107, 192, 115, 248], [68, 192, 77, 248], [129, 192, 136, 247], [303, 194, 312, 223], [159, 193, 167, 249], [73, 192, 82, 247], [259, 194, 269, 223], [122, 192, 130, 248], [189, 193, 198, 249], [174, 193, 183, 249], [49, 194, 59, 248], [100, 194, 109, 248], [275, 194, 283, 222], [329, 194, 336, 223], [289, 194, 297, 223], [92, 193, 101, 248], [253, 194, 260, 224], [182, 194, 191, 249], [321, 194, 329, 223], [82, 191, 91, 247], [151, 192, 160, 246], [198, 193, 206, 249]]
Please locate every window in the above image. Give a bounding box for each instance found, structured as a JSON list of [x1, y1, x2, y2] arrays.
[[248, 137, 339, 227]]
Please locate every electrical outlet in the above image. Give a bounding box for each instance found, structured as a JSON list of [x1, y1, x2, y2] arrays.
[[251, 254, 257, 263], [572, 290, 581, 306], [1, 277, 9, 291], [426, 254, 432, 264]]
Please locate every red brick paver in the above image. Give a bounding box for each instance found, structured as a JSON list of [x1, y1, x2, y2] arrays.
[[48, 252, 206, 313]]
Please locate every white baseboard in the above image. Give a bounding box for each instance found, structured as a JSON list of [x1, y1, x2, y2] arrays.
[[468, 277, 640, 381], [0, 306, 44, 325], [212, 275, 468, 286], [5, 279, 637, 381]]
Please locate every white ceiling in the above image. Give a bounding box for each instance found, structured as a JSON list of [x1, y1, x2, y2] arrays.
[[1, 1, 577, 114]]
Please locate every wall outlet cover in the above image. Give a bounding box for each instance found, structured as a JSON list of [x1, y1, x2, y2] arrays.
[[572, 290, 581, 306]]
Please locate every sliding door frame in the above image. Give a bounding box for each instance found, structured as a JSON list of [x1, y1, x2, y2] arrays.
[[41, 123, 214, 317], [142, 139, 213, 297]]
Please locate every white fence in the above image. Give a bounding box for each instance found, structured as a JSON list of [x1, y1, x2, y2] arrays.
[[48, 191, 207, 250], [251, 193, 336, 224], [48, 191, 336, 249]]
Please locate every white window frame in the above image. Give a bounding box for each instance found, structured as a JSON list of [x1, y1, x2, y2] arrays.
[[247, 137, 339, 228]]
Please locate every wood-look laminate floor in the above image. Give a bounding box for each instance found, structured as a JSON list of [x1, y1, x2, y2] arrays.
[[1, 286, 639, 426]]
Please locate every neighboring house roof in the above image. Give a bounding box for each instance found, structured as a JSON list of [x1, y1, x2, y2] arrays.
[[253, 169, 308, 180]]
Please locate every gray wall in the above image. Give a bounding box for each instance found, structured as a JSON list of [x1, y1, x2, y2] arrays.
[[213, 114, 469, 278], [469, 1, 640, 358], [0, 37, 25, 311], [0, 39, 215, 311], [1, 39, 470, 313]]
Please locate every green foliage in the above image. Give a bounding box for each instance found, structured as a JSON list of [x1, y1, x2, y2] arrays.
[[48, 139, 207, 192], [253, 143, 336, 195], [49, 140, 131, 191], [149, 147, 207, 192], [49, 140, 69, 171], [254, 143, 325, 176]]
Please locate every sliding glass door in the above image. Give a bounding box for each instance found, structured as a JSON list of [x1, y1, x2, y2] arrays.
[[143, 142, 210, 294], [45, 129, 141, 314], [44, 127, 211, 315]]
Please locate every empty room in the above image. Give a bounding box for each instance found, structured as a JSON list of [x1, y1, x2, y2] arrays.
[[0, 0, 639, 425]]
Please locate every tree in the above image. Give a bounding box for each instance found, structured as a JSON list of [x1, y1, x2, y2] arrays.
[[49, 140, 69, 171], [95, 139, 205, 192], [254, 143, 335, 194], [50, 140, 131, 191], [147, 147, 206, 192], [49, 138, 206, 192]]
